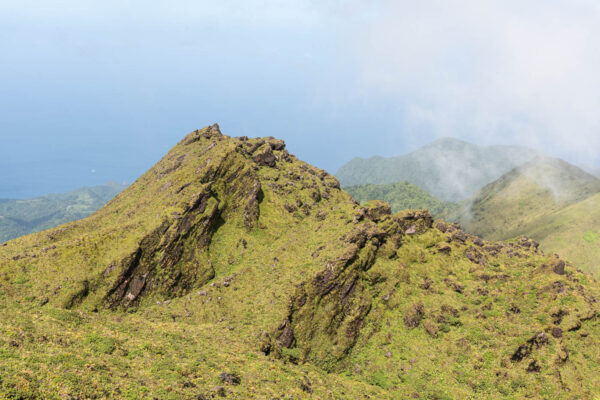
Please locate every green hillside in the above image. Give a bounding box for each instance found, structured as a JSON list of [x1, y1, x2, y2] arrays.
[[336, 137, 537, 201], [344, 181, 455, 216], [508, 193, 600, 276], [0, 126, 599, 399], [0, 182, 126, 243], [448, 157, 600, 274]]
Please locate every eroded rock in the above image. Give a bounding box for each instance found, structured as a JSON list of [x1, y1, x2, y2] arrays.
[[404, 302, 425, 328]]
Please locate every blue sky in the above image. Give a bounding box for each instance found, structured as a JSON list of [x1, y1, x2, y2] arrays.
[[2, 1, 600, 198]]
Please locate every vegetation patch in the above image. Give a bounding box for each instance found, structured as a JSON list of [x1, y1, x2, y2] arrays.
[[583, 231, 598, 244]]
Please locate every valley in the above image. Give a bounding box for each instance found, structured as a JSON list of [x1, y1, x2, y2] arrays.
[[0, 183, 125, 243]]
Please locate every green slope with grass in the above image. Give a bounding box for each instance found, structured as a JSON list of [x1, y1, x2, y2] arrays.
[[0, 125, 599, 399], [0, 182, 126, 243], [448, 156, 600, 275], [515, 192, 600, 276], [336, 137, 537, 201], [344, 181, 455, 216]]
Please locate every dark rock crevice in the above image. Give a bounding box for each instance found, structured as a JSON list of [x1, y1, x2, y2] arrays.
[[271, 209, 435, 370], [103, 191, 222, 309], [102, 149, 265, 309]]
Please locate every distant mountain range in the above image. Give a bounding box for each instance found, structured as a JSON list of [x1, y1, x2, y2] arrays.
[[344, 181, 454, 216], [0, 182, 126, 242], [336, 137, 538, 201]]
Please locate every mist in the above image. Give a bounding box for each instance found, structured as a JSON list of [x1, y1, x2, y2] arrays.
[[350, 0, 600, 166]]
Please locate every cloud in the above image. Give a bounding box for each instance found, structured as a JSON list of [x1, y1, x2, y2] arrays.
[[353, 0, 600, 165]]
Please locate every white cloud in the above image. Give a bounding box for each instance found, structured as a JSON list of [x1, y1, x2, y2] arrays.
[[353, 0, 600, 164]]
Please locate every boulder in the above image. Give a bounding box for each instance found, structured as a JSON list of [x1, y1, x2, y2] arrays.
[[219, 372, 241, 385], [252, 144, 277, 167]]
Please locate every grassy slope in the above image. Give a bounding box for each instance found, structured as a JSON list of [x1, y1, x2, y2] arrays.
[[517, 193, 600, 275], [346, 231, 600, 399], [447, 157, 600, 274], [344, 181, 455, 216], [0, 182, 126, 243], [0, 127, 598, 399], [336, 137, 537, 201]]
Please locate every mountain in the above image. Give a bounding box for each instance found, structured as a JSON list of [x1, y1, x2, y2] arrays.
[[581, 164, 600, 178], [344, 181, 455, 216], [521, 192, 600, 273], [336, 137, 537, 201], [448, 157, 600, 274], [0, 125, 599, 399], [0, 182, 126, 243]]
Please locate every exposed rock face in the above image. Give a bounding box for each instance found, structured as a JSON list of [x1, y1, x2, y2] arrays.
[[218, 372, 241, 385], [105, 131, 270, 307], [511, 332, 549, 362], [363, 200, 392, 222], [276, 222, 380, 367], [252, 144, 277, 167], [404, 302, 425, 328], [551, 257, 566, 275], [270, 207, 439, 368], [552, 327, 563, 338]]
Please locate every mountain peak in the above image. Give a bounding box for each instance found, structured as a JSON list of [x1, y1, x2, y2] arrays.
[[426, 136, 472, 147], [503, 155, 600, 199], [518, 155, 597, 176], [2, 125, 339, 310]]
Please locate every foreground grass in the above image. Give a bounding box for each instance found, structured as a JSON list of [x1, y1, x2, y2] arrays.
[[0, 300, 385, 399]]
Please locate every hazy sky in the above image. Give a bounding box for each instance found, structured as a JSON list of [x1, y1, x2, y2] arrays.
[[2, 0, 599, 198]]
